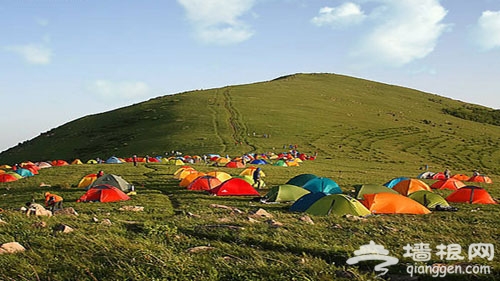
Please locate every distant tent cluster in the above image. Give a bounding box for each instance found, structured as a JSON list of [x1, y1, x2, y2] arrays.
[[0, 162, 41, 183], [260, 171, 496, 217]]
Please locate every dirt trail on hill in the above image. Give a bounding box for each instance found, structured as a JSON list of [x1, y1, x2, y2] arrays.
[[214, 89, 256, 154]]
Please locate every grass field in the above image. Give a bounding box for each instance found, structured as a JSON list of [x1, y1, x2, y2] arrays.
[[0, 73, 499, 280], [0, 160, 498, 281]]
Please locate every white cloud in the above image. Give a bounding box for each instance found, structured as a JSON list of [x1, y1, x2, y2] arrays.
[[311, 2, 366, 28], [312, 0, 450, 67], [5, 44, 52, 64], [177, 0, 255, 44], [473, 10, 500, 51], [89, 80, 151, 100]]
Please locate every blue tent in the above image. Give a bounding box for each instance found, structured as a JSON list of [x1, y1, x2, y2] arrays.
[[383, 177, 409, 188], [250, 159, 268, 165], [15, 168, 34, 177], [286, 174, 318, 187], [303, 177, 342, 194], [105, 156, 123, 164], [290, 192, 327, 212]]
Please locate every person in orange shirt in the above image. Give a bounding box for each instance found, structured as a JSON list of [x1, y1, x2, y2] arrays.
[[45, 192, 63, 212]]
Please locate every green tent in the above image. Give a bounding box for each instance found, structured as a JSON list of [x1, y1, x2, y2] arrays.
[[273, 160, 288, 167], [90, 174, 134, 192], [354, 184, 399, 200], [305, 194, 370, 216], [408, 190, 449, 209], [263, 184, 310, 203]]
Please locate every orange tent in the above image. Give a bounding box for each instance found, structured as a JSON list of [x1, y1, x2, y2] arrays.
[[467, 175, 493, 184], [446, 186, 497, 204], [451, 174, 470, 181], [179, 171, 206, 187], [174, 167, 197, 180], [430, 178, 466, 190], [361, 193, 431, 214], [392, 179, 431, 196]]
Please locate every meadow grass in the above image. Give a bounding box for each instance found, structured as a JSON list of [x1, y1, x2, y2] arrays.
[[0, 160, 498, 281]]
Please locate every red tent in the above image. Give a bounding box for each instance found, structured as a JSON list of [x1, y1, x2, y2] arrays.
[[187, 175, 222, 191], [446, 186, 496, 204], [430, 178, 466, 190], [77, 184, 130, 203], [208, 178, 260, 196], [51, 160, 69, 166], [0, 173, 18, 183], [467, 175, 493, 184], [225, 161, 245, 168]]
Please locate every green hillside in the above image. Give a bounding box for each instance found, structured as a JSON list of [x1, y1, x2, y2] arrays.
[[2, 73, 500, 175]]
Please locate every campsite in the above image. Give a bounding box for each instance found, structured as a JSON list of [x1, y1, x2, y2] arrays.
[[0, 74, 499, 280]]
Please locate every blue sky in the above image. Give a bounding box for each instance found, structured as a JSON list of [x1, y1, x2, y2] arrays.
[[1, 0, 500, 152]]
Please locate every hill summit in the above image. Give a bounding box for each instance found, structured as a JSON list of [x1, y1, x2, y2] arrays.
[[1, 73, 499, 175]]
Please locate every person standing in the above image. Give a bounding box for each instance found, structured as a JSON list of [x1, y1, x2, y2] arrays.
[[253, 167, 262, 189], [133, 155, 138, 167]]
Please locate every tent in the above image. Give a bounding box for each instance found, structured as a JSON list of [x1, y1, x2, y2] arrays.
[[206, 171, 232, 182], [392, 179, 431, 196], [90, 174, 133, 192], [15, 168, 34, 177], [305, 194, 371, 216], [451, 174, 470, 181], [250, 159, 268, 165], [354, 184, 399, 200], [430, 178, 465, 190], [179, 171, 206, 187], [0, 173, 18, 183], [240, 167, 266, 177], [432, 172, 447, 180], [383, 177, 409, 188], [174, 166, 196, 180], [208, 178, 260, 196], [225, 161, 245, 168], [36, 162, 52, 168], [302, 177, 342, 195], [71, 159, 83, 165], [273, 160, 288, 167], [286, 174, 319, 187], [51, 160, 69, 166], [408, 190, 450, 209], [86, 159, 98, 164], [445, 186, 497, 204], [187, 175, 222, 191], [262, 184, 310, 203], [235, 175, 265, 187], [290, 192, 327, 212], [361, 193, 431, 214], [417, 171, 435, 179], [105, 156, 123, 164], [467, 175, 493, 184], [77, 184, 130, 203], [77, 173, 98, 188]]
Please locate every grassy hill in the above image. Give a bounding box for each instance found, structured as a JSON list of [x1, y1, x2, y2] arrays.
[[2, 73, 500, 177], [0, 73, 499, 280]]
